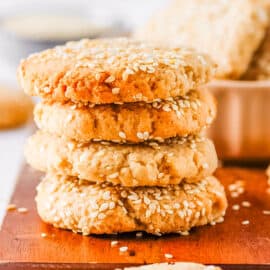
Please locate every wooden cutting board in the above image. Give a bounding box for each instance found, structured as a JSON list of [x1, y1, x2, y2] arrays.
[[0, 165, 269, 270]]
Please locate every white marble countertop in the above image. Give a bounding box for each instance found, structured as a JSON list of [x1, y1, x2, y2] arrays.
[[0, 125, 32, 225]]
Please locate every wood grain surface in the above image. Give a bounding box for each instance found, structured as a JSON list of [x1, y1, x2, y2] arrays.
[[0, 165, 269, 270]]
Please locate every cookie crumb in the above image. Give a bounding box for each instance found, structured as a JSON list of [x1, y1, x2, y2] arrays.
[[6, 204, 16, 211]]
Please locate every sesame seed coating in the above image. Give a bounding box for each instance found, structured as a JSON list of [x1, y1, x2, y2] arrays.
[[34, 89, 216, 143], [35, 174, 227, 235], [25, 131, 217, 187], [18, 38, 216, 104]]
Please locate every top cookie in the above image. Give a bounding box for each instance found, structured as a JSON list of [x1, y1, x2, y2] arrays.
[[134, 0, 270, 79], [18, 38, 215, 104]]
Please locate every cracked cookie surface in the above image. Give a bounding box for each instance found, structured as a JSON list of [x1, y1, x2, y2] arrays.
[[36, 174, 227, 235], [25, 131, 217, 186], [18, 38, 215, 104], [33, 89, 216, 143]]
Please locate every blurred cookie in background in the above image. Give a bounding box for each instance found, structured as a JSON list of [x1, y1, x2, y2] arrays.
[[0, 85, 33, 129], [134, 0, 270, 79], [242, 27, 270, 80]]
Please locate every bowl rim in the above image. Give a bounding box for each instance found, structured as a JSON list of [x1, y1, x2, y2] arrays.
[[208, 79, 270, 89]]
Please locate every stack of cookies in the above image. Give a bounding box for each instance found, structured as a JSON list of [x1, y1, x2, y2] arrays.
[[20, 38, 227, 235]]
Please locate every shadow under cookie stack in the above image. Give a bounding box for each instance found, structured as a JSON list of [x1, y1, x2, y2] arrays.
[[20, 38, 227, 235]]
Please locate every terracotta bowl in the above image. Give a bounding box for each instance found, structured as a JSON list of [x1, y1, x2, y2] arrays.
[[207, 80, 270, 161]]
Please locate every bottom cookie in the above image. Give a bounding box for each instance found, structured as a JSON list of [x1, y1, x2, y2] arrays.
[[36, 174, 227, 235]]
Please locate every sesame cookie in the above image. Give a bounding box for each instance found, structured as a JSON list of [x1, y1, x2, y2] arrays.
[[0, 86, 33, 129], [243, 27, 270, 80], [134, 0, 270, 79], [125, 262, 221, 270], [34, 89, 216, 143], [36, 174, 227, 235], [25, 131, 217, 187], [18, 38, 216, 104]]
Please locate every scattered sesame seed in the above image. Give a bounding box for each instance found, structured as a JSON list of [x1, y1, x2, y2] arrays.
[[111, 240, 118, 247], [164, 253, 173, 259], [241, 220, 250, 225], [136, 232, 143, 238], [178, 231, 189, 236], [241, 201, 251, 207], [17, 207, 28, 213], [262, 210, 270, 215], [6, 204, 16, 211], [41, 233, 47, 238], [232, 204, 240, 211], [119, 246, 128, 252]]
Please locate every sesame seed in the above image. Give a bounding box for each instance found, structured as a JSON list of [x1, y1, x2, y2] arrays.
[[100, 203, 109, 212], [178, 231, 189, 236], [136, 132, 144, 140], [105, 75, 115, 83], [95, 73, 101, 80], [102, 190, 111, 200], [6, 204, 16, 211], [41, 233, 47, 238], [118, 131, 126, 139], [43, 86, 51, 93], [232, 204, 240, 211], [164, 253, 173, 259], [215, 216, 224, 223], [173, 203, 180, 209], [262, 210, 270, 215], [17, 207, 28, 213], [136, 232, 143, 238], [242, 201, 251, 207], [108, 172, 119, 179], [111, 240, 118, 247], [242, 220, 250, 225], [109, 202, 115, 209], [98, 213, 106, 220], [202, 163, 209, 169], [119, 246, 128, 252], [112, 87, 120, 94]]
